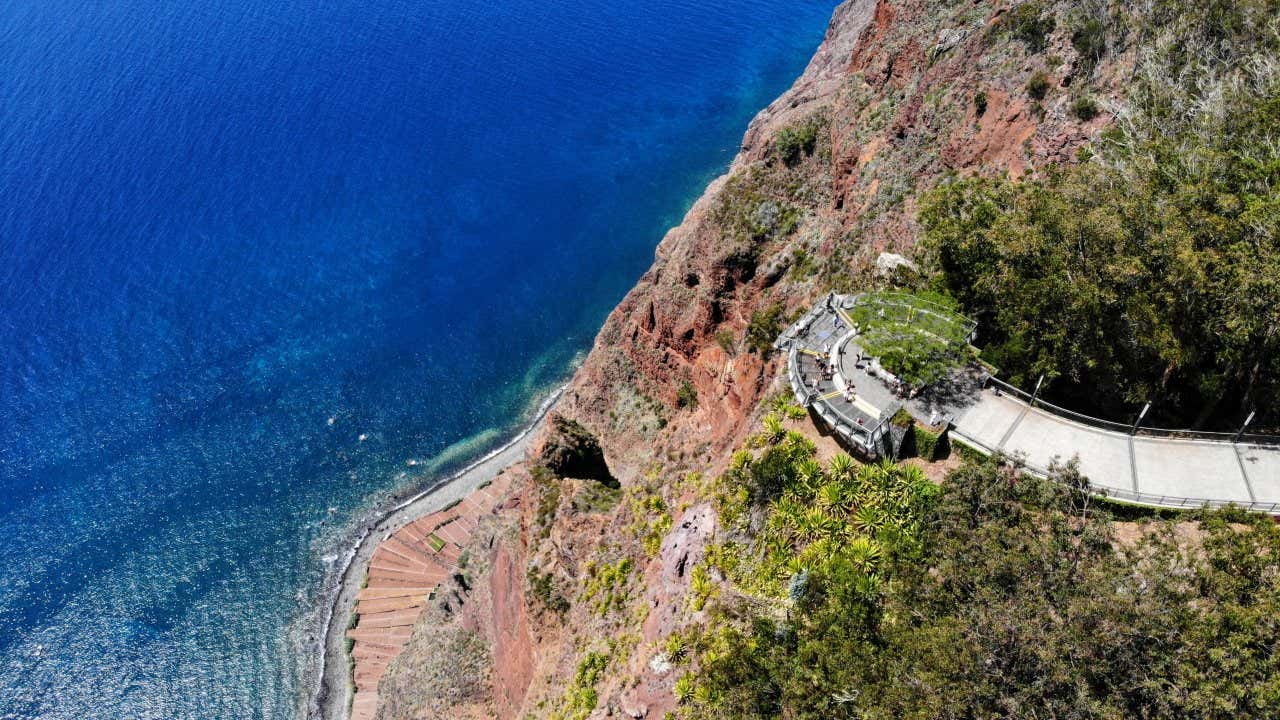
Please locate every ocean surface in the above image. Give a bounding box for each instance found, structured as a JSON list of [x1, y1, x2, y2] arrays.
[[0, 1, 835, 717]]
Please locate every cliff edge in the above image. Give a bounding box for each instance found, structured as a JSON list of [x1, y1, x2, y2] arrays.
[[359, 0, 1127, 716]]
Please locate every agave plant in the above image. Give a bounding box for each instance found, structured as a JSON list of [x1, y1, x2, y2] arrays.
[[689, 563, 717, 612], [784, 554, 810, 577], [796, 457, 825, 493], [816, 482, 846, 512], [844, 536, 883, 573], [674, 673, 696, 703], [798, 507, 836, 542], [854, 570, 883, 598], [828, 453, 856, 483], [781, 401, 807, 421], [763, 527, 793, 559], [773, 495, 805, 529], [798, 536, 841, 566], [761, 413, 786, 443], [852, 503, 883, 533]]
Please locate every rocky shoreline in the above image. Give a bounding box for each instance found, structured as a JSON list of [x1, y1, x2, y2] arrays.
[[309, 386, 563, 720]]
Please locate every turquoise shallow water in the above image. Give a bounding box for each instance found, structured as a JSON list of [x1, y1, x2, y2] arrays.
[[0, 1, 835, 717]]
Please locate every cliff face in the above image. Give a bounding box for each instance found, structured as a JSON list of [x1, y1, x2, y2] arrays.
[[374, 1, 1128, 716]]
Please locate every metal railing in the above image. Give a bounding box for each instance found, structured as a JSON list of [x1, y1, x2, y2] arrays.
[[949, 430, 1280, 514], [983, 376, 1280, 446], [787, 345, 897, 458]]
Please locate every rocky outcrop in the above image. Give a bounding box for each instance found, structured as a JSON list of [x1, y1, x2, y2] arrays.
[[535, 414, 616, 487]]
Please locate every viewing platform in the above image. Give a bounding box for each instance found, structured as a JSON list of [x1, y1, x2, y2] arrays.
[[775, 292, 978, 459], [778, 291, 1280, 513]]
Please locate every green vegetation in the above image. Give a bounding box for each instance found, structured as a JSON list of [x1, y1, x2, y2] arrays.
[[532, 465, 561, 540], [767, 392, 807, 421], [1070, 94, 1099, 120], [972, 90, 987, 117], [774, 117, 822, 167], [712, 170, 803, 249], [1002, 1, 1056, 53], [425, 533, 445, 553], [528, 568, 570, 616], [1071, 17, 1107, 74], [569, 479, 621, 514], [581, 557, 633, 617], [787, 247, 817, 280], [553, 650, 610, 720], [713, 328, 736, 356], [1025, 69, 1050, 99], [712, 111, 829, 279], [909, 423, 946, 461], [708, 416, 937, 602], [679, 419, 1280, 718], [676, 380, 698, 410], [744, 302, 786, 356], [921, 0, 1280, 428], [628, 489, 674, 557], [844, 292, 974, 388]]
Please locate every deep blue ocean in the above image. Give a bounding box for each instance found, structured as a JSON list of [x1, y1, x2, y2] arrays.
[[0, 1, 834, 717]]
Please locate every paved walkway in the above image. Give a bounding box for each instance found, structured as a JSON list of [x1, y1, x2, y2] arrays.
[[953, 389, 1280, 511]]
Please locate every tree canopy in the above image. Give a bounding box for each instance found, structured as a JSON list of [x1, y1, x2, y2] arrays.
[[919, 1, 1280, 428], [679, 432, 1280, 719]]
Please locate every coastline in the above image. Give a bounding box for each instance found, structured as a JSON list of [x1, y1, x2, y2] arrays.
[[303, 3, 870, 716], [307, 384, 565, 720]]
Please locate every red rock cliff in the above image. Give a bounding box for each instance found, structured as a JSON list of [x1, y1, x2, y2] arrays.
[[372, 1, 1127, 716]]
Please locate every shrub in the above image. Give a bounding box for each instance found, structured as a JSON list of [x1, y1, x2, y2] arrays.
[[532, 465, 561, 540], [689, 449, 1280, 719], [714, 329, 736, 356], [1026, 70, 1050, 100], [744, 302, 787, 356], [973, 90, 988, 117], [559, 651, 609, 720], [581, 557, 633, 616], [789, 247, 818, 279], [911, 425, 948, 461], [1005, 2, 1056, 53], [1071, 95, 1099, 120], [1071, 18, 1106, 74], [528, 568, 570, 616], [676, 380, 698, 410], [775, 117, 822, 167]]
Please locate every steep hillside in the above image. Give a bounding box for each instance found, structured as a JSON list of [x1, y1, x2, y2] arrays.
[[365, 1, 1280, 718]]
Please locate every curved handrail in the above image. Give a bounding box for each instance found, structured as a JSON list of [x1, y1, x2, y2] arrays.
[[787, 345, 889, 452], [949, 429, 1280, 514], [984, 376, 1280, 445]]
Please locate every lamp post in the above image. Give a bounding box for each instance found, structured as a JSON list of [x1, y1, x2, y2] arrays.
[[1234, 410, 1256, 444], [1131, 401, 1151, 436], [1029, 374, 1045, 407]]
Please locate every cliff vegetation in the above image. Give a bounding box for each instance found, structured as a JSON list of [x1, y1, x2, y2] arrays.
[[368, 1, 1280, 718]]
